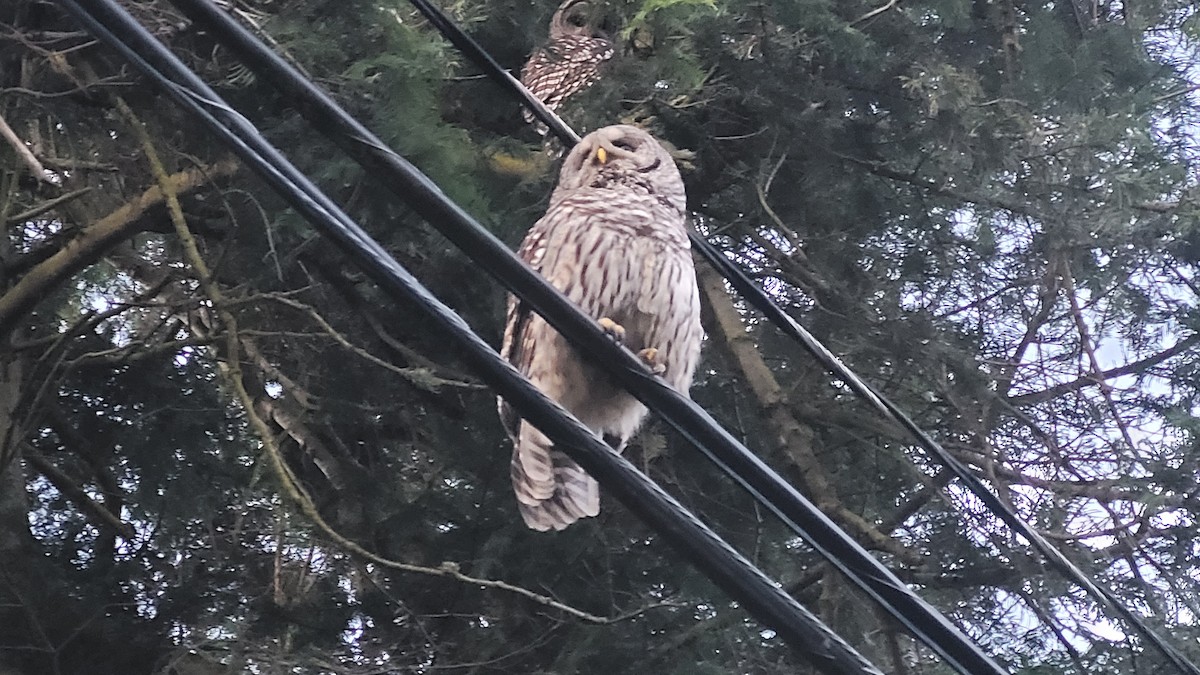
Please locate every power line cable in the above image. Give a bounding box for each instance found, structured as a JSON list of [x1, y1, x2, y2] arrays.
[[55, 1, 888, 673], [159, 1, 1009, 673], [395, 1, 1200, 672]]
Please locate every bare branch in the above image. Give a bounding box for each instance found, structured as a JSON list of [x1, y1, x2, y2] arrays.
[[0, 112, 48, 181], [263, 293, 484, 391], [4, 187, 93, 225], [1007, 333, 1199, 406], [24, 450, 135, 540], [851, 0, 900, 26], [0, 157, 238, 338]]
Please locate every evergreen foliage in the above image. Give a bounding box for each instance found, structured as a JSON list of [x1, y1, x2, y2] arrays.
[[1, 0, 1199, 672]]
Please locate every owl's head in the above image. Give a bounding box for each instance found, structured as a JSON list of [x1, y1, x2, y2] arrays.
[[555, 125, 686, 214], [550, 0, 609, 39]]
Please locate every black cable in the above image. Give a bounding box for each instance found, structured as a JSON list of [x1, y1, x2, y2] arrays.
[[394, 1, 1200, 672], [158, 2, 1010, 674], [56, 2, 890, 673], [409, 0, 580, 147]]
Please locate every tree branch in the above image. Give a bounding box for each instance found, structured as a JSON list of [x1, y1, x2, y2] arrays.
[[262, 293, 483, 391], [4, 187, 93, 225], [0, 112, 48, 181], [851, 0, 900, 26], [696, 257, 922, 564], [1006, 333, 1199, 406], [0, 157, 238, 338], [24, 451, 135, 540]]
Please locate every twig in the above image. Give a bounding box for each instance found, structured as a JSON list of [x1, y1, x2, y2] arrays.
[[0, 112, 48, 181], [1014, 587, 1089, 672], [262, 293, 483, 391], [755, 151, 808, 255], [4, 187, 93, 225], [851, 0, 899, 26], [1060, 262, 1138, 454], [1007, 333, 1199, 406]]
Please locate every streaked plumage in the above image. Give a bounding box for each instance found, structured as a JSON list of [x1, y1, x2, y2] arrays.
[[498, 125, 703, 531], [520, 0, 614, 134]]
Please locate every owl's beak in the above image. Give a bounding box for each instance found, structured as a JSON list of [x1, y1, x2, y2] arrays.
[[592, 138, 633, 165]]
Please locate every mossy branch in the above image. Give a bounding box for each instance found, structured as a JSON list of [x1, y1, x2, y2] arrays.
[[0, 155, 236, 338]]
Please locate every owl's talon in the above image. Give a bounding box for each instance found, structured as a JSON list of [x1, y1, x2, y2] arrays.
[[598, 317, 626, 343], [638, 347, 666, 375]]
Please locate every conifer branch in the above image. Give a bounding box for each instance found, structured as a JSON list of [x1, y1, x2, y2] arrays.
[[262, 293, 484, 391], [0, 152, 237, 337], [696, 259, 923, 564], [25, 449, 136, 540]]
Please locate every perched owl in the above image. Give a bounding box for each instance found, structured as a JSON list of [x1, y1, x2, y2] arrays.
[[498, 125, 703, 531], [520, 0, 614, 134]]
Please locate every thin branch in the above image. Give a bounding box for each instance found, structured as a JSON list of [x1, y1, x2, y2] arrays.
[[0, 155, 238, 337], [1006, 333, 1199, 406], [851, 0, 899, 26], [24, 450, 136, 540], [4, 187, 93, 225], [1014, 588, 1088, 672], [262, 293, 484, 391], [68, 335, 217, 367], [0, 112, 48, 181]]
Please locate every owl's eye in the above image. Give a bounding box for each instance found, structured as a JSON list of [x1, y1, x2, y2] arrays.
[[568, 14, 587, 27], [612, 139, 636, 151]]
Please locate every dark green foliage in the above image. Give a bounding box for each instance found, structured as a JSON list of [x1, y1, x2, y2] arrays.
[[2, 0, 1200, 673]]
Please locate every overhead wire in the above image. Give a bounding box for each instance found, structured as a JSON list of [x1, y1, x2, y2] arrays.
[[161, 1, 1011, 672], [54, 1, 895, 673], [388, 1, 1200, 671]]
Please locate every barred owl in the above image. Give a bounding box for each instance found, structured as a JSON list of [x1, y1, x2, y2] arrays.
[[498, 125, 703, 531], [520, 0, 614, 133]]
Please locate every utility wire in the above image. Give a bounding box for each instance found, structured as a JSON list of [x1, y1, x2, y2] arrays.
[[162, 1, 1012, 672], [57, 1, 888, 673], [394, 1, 1200, 672], [410, 0, 580, 146], [160, 1, 1009, 673]]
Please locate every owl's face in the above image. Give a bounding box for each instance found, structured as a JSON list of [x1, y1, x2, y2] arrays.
[[555, 125, 686, 214], [551, 0, 609, 39]]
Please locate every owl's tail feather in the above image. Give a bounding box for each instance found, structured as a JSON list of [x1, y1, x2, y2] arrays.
[[511, 422, 600, 531]]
